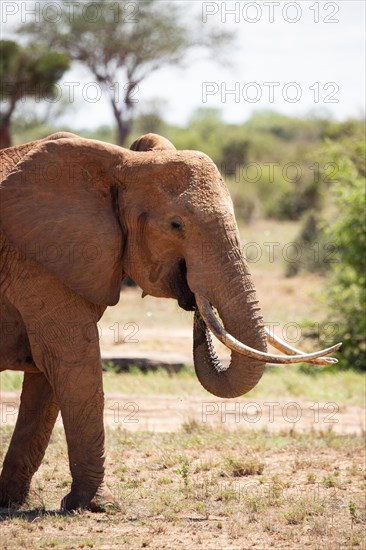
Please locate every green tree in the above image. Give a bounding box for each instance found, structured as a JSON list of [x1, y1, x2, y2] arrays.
[[19, 0, 231, 145], [0, 40, 69, 148]]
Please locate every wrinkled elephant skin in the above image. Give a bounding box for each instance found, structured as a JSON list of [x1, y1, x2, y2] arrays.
[[0, 132, 271, 511]]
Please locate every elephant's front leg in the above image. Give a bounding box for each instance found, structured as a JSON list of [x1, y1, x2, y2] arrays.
[[12, 275, 118, 512], [54, 358, 118, 511], [0, 371, 59, 507]]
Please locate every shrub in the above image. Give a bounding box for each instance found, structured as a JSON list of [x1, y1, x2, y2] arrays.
[[311, 138, 366, 370]]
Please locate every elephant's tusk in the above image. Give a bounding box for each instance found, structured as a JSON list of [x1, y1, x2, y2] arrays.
[[265, 328, 338, 365], [195, 295, 342, 365]]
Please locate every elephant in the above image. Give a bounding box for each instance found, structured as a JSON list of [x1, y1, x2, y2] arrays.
[[0, 132, 340, 511]]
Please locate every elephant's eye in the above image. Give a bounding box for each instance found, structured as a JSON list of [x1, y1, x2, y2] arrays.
[[170, 218, 183, 231]]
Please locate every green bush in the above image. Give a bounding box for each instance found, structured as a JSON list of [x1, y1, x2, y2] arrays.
[[316, 138, 365, 370]]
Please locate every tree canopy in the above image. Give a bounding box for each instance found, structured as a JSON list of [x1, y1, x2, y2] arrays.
[[0, 39, 69, 148], [19, 0, 231, 145]]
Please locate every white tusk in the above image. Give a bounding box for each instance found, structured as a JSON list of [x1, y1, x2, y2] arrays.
[[195, 295, 341, 365], [265, 328, 338, 365]]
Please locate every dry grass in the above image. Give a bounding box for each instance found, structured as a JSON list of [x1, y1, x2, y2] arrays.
[[0, 425, 365, 549]]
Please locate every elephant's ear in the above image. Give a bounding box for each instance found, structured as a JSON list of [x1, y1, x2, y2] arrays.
[[0, 136, 123, 306], [130, 133, 176, 152]]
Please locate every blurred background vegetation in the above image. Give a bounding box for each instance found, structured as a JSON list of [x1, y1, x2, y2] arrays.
[[5, 108, 365, 371], [0, 0, 365, 372]]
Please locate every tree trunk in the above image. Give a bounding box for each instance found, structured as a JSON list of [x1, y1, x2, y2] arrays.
[[109, 96, 133, 146], [116, 116, 133, 146], [0, 121, 12, 150], [0, 99, 18, 149]]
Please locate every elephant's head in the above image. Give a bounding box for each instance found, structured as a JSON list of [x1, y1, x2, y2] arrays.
[[0, 132, 340, 397]]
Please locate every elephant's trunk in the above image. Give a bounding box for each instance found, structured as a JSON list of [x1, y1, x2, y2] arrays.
[[192, 268, 341, 397], [192, 262, 268, 398]]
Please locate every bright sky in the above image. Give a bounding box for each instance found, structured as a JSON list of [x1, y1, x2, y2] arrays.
[[2, 1, 365, 128]]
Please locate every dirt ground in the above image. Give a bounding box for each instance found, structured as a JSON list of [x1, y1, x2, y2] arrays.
[[0, 418, 365, 550], [1, 222, 364, 548], [1, 391, 365, 435], [1, 389, 365, 550]]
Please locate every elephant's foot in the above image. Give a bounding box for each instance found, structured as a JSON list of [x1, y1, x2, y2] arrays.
[[61, 483, 120, 512], [0, 478, 30, 508]]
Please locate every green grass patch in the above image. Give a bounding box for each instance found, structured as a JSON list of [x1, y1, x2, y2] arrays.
[[1, 367, 365, 406], [0, 370, 23, 391]]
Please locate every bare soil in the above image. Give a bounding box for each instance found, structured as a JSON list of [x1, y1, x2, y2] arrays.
[[1, 391, 365, 435]]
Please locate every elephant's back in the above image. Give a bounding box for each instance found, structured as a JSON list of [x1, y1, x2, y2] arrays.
[[0, 142, 37, 182], [0, 133, 79, 183]]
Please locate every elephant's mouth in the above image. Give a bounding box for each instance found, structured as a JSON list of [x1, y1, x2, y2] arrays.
[[169, 259, 196, 312]]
